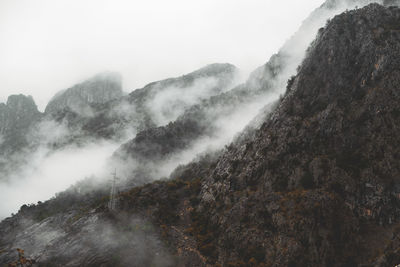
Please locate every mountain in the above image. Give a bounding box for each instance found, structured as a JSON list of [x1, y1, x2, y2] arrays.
[[1, 1, 400, 267], [194, 4, 400, 265], [0, 63, 238, 185], [0, 95, 42, 179], [0, 95, 42, 152], [45, 72, 123, 116], [48, 63, 239, 140], [110, 0, 384, 182], [127, 63, 238, 111], [118, 3, 400, 266]]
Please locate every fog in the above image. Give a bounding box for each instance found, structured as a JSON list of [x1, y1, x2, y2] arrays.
[[0, 140, 119, 218], [109, 0, 388, 186], [0, 65, 237, 219], [5, 213, 174, 266], [157, 91, 280, 177], [0, 0, 324, 111], [148, 76, 224, 125]]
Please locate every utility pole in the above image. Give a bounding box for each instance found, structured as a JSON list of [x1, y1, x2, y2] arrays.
[[108, 169, 118, 211]]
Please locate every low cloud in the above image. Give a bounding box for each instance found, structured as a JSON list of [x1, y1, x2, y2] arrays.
[[147, 77, 220, 125], [0, 137, 118, 219], [3, 213, 174, 266]]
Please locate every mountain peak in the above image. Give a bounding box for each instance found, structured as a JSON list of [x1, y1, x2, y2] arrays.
[[90, 71, 122, 84], [190, 63, 238, 76], [0, 94, 42, 152], [5, 94, 38, 113], [45, 72, 123, 115]]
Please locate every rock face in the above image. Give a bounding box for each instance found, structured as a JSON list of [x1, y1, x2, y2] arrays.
[[197, 4, 400, 266], [112, 0, 378, 181], [0, 95, 43, 181], [0, 95, 42, 153], [45, 72, 123, 116]]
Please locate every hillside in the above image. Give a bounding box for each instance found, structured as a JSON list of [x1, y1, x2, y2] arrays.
[[120, 3, 400, 266], [196, 4, 400, 265]]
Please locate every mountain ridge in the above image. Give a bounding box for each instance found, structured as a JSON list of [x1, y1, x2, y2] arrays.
[[44, 71, 123, 116]]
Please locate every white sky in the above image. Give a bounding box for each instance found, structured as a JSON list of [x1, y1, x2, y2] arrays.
[[0, 0, 325, 111]]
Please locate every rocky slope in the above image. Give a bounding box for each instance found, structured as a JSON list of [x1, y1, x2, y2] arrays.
[[115, 3, 400, 266], [0, 185, 176, 267], [0, 95, 42, 180], [116, 4, 400, 266], [112, 0, 396, 183], [45, 72, 123, 116], [0, 95, 42, 152], [196, 4, 400, 266]]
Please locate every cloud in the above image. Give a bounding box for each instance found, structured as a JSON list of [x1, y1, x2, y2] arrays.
[[108, 0, 387, 186], [156, 91, 280, 177], [0, 138, 119, 219], [4, 213, 174, 266], [146, 76, 228, 125]]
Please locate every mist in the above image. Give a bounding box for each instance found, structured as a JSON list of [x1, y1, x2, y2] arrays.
[[157, 91, 280, 177], [0, 140, 119, 219], [147, 76, 227, 125], [0, 64, 237, 219], [3, 213, 175, 266], [107, 0, 388, 189]]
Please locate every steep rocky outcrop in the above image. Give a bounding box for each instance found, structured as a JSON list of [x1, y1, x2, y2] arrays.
[[0, 95, 43, 179], [112, 0, 378, 181], [0, 95, 42, 152], [45, 72, 123, 116], [114, 3, 400, 266], [195, 4, 400, 266]]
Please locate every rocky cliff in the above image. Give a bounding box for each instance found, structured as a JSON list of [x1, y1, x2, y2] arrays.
[[195, 4, 400, 266], [45, 72, 123, 116], [0, 95, 42, 180], [111, 0, 378, 182], [0, 95, 42, 152], [121, 3, 400, 266]]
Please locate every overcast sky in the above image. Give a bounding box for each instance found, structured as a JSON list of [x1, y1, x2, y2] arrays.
[[0, 0, 324, 111]]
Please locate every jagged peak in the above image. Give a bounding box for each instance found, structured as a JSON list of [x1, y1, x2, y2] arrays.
[[87, 71, 122, 85], [45, 72, 123, 115], [4, 94, 39, 113], [136, 63, 238, 91], [188, 63, 238, 76]]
